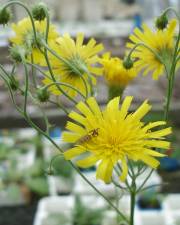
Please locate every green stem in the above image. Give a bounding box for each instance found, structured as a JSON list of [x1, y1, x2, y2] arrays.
[[22, 62, 29, 114], [130, 191, 136, 225], [128, 42, 164, 65], [45, 82, 86, 99], [162, 7, 180, 20], [48, 99, 69, 114], [164, 20, 180, 121], [136, 169, 154, 193], [2, 1, 37, 41], [30, 54, 37, 88], [108, 85, 124, 100]]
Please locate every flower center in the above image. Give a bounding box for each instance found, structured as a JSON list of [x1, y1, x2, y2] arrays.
[[66, 54, 87, 77]]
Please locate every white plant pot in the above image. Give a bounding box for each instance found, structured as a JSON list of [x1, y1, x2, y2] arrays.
[[136, 210, 173, 225], [102, 208, 139, 225], [118, 195, 131, 216], [33, 196, 74, 225], [164, 194, 180, 212], [48, 176, 73, 195], [80, 195, 107, 209], [73, 171, 115, 197], [164, 194, 180, 225]]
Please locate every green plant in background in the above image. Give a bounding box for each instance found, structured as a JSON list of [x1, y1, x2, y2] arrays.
[[73, 196, 105, 225], [43, 213, 70, 225], [137, 189, 163, 210], [51, 156, 73, 179], [24, 158, 49, 196], [0, 140, 49, 198]]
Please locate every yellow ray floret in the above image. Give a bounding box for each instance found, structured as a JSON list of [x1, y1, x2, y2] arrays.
[[100, 52, 137, 86], [127, 19, 178, 80], [42, 33, 104, 97], [10, 17, 59, 64], [62, 96, 172, 183]]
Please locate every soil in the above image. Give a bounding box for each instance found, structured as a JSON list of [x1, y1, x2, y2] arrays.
[[0, 195, 40, 225]]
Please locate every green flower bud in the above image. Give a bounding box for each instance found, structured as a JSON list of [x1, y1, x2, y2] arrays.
[[10, 46, 27, 63], [32, 2, 48, 21], [9, 77, 19, 91], [37, 87, 50, 102], [155, 14, 168, 30], [46, 168, 54, 175], [0, 7, 11, 25], [123, 57, 134, 69]]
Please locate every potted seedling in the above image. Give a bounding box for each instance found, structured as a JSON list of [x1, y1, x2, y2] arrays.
[[73, 195, 105, 225], [137, 190, 162, 210], [33, 196, 74, 225], [48, 155, 74, 195]]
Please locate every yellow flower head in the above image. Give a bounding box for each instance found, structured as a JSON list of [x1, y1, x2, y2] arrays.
[[101, 52, 137, 86], [127, 19, 178, 80], [62, 96, 171, 183], [10, 17, 59, 63], [42, 33, 104, 97]]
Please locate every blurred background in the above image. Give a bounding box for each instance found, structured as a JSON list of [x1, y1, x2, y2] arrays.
[[0, 0, 180, 225]]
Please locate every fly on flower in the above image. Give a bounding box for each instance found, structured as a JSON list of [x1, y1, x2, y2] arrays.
[[76, 128, 100, 145], [63, 97, 172, 183]]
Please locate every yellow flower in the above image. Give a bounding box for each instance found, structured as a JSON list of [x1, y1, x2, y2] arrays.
[[10, 17, 59, 64], [127, 19, 177, 80], [62, 96, 171, 183], [101, 52, 137, 86], [42, 33, 104, 97]]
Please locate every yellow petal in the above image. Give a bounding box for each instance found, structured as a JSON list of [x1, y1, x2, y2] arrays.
[[119, 96, 133, 120], [142, 121, 166, 132], [147, 127, 172, 138], [142, 148, 166, 157], [140, 154, 160, 168], [66, 121, 86, 135], [96, 159, 114, 183], [132, 100, 151, 120], [86, 97, 102, 118], [76, 154, 99, 168], [76, 33, 84, 47], [62, 131, 81, 143], [76, 101, 93, 117], [119, 158, 128, 182], [144, 140, 170, 149], [106, 97, 120, 115], [68, 111, 86, 126], [64, 146, 86, 160]]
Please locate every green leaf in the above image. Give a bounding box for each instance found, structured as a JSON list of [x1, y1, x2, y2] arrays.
[[25, 177, 48, 196]]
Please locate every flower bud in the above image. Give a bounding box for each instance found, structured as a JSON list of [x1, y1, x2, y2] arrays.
[[123, 57, 134, 69], [46, 168, 54, 175], [9, 77, 19, 91], [155, 14, 168, 30], [10, 46, 27, 63], [32, 2, 48, 21], [0, 7, 11, 25], [37, 87, 50, 102]]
